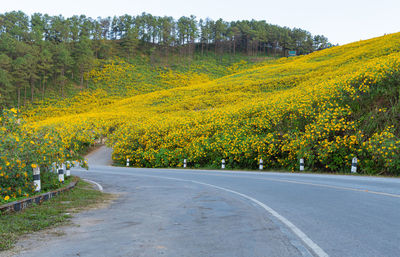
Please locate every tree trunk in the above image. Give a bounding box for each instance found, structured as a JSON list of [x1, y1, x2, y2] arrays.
[[80, 68, 84, 87], [247, 36, 251, 55], [24, 84, 27, 106], [30, 77, 34, 102], [263, 42, 266, 55], [61, 69, 65, 98], [42, 73, 46, 101], [17, 87, 21, 109]]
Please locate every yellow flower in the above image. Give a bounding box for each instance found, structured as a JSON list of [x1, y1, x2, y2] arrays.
[[31, 164, 38, 169], [4, 196, 9, 201]]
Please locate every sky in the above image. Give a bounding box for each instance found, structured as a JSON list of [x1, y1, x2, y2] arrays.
[[2, 0, 400, 45]]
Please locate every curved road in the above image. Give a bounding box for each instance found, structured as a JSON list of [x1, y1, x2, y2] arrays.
[[11, 147, 400, 257]]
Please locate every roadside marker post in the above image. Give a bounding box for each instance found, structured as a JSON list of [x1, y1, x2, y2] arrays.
[[184, 159, 187, 168], [300, 158, 304, 171], [58, 164, 64, 183], [351, 157, 358, 173], [221, 159, 226, 169], [33, 166, 41, 192], [259, 159, 263, 170], [52, 162, 57, 173], [126, 158, 130, 167], [66, 161, 71, 177]]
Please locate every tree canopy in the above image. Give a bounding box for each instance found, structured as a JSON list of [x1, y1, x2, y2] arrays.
[[0, 11, 331, 108]]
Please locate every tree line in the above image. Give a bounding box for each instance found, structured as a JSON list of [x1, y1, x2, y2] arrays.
[[0, 11, 331, 108]]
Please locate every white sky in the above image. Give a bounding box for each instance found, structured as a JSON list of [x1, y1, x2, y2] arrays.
[[2, 0, 399, 45]]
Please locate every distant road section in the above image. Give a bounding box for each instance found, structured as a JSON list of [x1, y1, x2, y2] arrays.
[[85, 146, 113, 166]]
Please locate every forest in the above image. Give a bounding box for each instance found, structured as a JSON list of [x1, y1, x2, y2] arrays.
[[0, 11, 331, 108]]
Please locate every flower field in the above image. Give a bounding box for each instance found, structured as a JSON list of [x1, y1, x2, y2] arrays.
[[24, 55, 256, 121], [7, 32, 400, 192]]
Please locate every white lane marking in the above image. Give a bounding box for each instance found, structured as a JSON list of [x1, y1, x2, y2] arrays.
[[190, 180, 329, 257], [82, 178, 103, 191], [86, 170, 329, 257], [252, 177, 400, 198], [124, 168, 400, 199]]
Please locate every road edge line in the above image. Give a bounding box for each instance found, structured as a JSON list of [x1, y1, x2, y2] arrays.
[[193, 180, 329, 257], [98, 171, 329, 257], [82, 179, 103, 191]]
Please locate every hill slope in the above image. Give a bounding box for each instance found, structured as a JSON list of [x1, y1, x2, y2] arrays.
[[29, 33, 400, 175]]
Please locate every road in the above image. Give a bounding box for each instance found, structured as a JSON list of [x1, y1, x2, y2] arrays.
[[9, 146, 400, 257]]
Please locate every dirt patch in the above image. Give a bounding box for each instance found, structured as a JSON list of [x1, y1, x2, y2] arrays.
[[0, 191, 118, 257], [0, 226, 70, 257], [68, 193, 118, 214]]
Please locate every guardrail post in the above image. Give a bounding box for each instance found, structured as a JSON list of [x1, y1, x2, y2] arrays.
[[259, 159, 263, 170], [126, 158, 130, 167], [351, 157, 358, 173], [221, 159, 225, 169], [66, 161, 71, 177], [58, 164, 64, 183], [52, 162, 57, 172], [183, 159, 187, 168], [300, 158, 304, 171], [33, 166, 41, 192]]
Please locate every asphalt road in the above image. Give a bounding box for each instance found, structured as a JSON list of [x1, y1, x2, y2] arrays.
[[9, 146, 400, 257]]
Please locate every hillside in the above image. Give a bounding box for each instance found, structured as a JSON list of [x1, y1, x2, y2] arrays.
[[0, 11, 331, 108], [27, 33, 400, 175]]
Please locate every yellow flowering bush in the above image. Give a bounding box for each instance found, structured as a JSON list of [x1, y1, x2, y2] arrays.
[[358, 126, 400, 175], [23, 33, 400, 175], [0, 109, 87, 202]]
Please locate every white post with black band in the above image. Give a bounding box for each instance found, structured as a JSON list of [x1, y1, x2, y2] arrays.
[[351, 157, 357, 173], [300, 158, 304, 171], [58, 164, 64, 183], [33, 166, 41, 192], [66, 161, 71, 177]]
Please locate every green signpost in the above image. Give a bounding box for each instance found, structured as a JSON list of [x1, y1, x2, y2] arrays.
[[288, 50, 297, 57]]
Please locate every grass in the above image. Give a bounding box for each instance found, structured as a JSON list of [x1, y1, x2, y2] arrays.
[[0, 177, 111, 251]]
